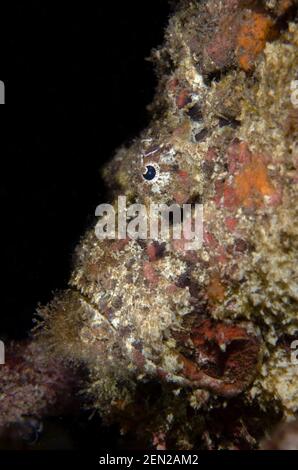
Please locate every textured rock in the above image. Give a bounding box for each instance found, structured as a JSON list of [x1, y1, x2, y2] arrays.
[[0, 341, 76, 429]]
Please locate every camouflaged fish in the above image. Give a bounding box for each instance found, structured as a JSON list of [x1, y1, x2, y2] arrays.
[[1, 0, 298, 449]]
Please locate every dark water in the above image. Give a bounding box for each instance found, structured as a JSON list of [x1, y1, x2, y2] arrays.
[[1, 1, 170, 451]]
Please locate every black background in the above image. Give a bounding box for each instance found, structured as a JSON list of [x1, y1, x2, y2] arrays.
[[0, 1, 170, 451], [1, 2, 170, 340]]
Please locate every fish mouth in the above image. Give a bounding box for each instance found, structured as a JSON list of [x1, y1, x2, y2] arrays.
[[175, 319, 261, 397]]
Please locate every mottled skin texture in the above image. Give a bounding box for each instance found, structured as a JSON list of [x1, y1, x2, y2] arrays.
[[1, 0, 298, 450]]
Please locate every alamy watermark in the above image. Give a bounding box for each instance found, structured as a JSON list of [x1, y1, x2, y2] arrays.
[[95, 196, 203, 250], [291, 79, 298, 108], [289, 340, 298, 368], [0, 340, 5, 364], [0, 81, 4, 104]]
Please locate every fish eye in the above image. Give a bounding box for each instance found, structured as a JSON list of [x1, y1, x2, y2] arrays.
[[142, 163, 159, 183]]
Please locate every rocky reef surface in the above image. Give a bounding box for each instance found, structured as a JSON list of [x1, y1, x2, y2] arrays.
[[1, 0, 298, 450]]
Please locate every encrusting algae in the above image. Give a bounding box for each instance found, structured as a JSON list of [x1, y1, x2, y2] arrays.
[[1, 0, 298, 450]]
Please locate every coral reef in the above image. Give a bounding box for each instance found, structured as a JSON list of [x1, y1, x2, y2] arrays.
[[1, 0, 298, 449], [0, 341, 76, 433]]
